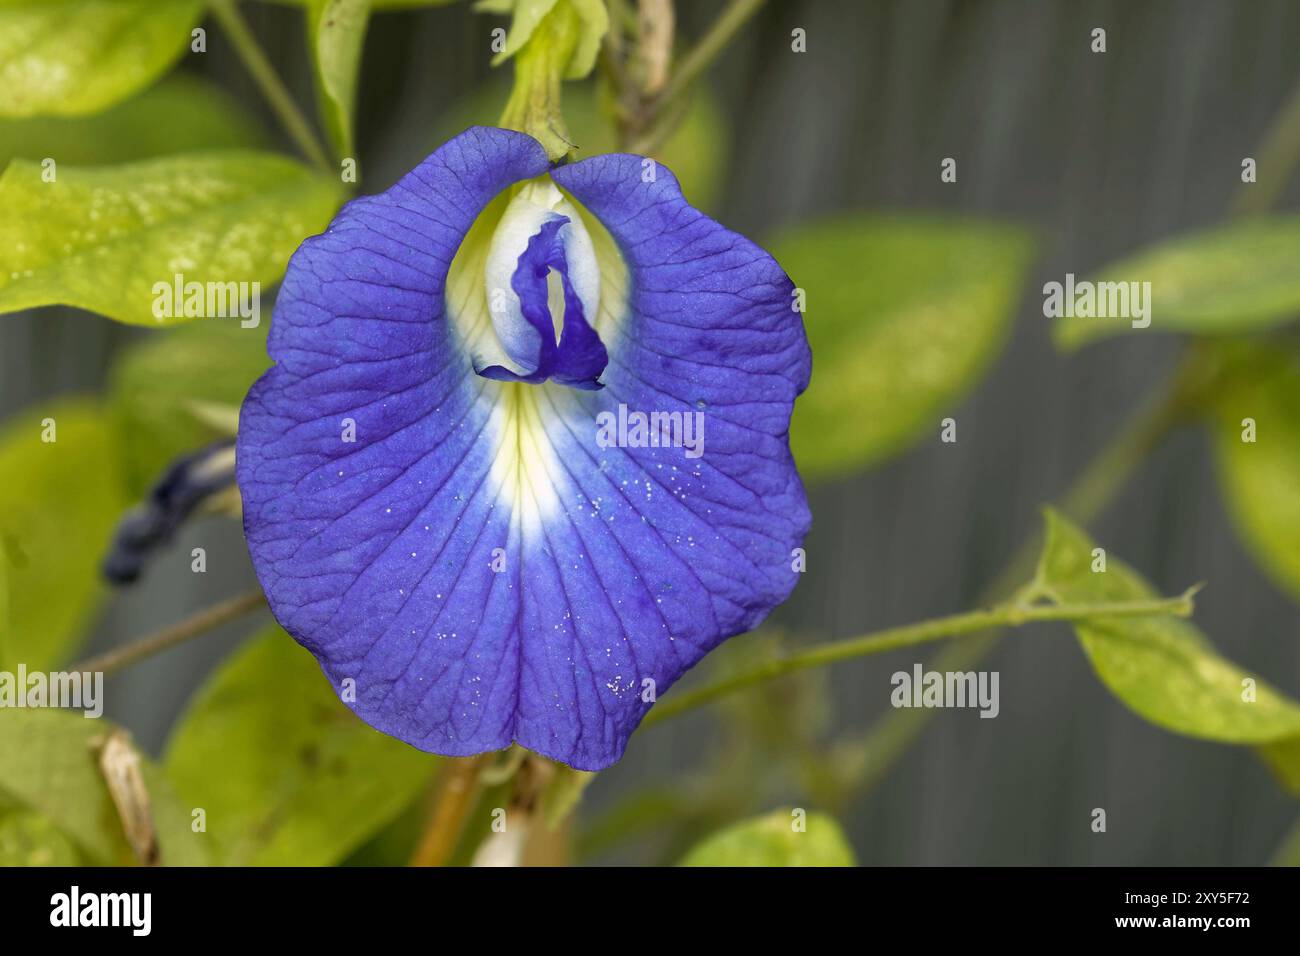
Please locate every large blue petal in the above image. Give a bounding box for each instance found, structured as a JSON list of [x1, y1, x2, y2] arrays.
[[238, 130, 810, 770]]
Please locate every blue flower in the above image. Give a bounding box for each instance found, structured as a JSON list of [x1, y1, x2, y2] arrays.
[[237, 127, 811, 770]]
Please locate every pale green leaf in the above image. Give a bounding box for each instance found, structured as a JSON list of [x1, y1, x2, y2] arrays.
[[0, 150, 345, 325], [0, 710, 210, 865], [1035, 508, 1300, 748], [0, 73, 267, 170], [678, 808, 855, 867], [1209, 343, 1300, 603], [0, 0, 205, 118], [164, 627, 439, 866], [0, 399, 126, 670], [1055, 218, 1300, 349], [108, 321, 269, 497], [766, 217, 1034, 480], [308, 0, 371, 161]]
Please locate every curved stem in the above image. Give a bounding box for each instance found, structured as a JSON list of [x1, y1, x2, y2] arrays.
[[644, 588, 1199, 728], [409, 754, 492, 867], [210, 0, 332, 172], [76, 589, 267, 676]]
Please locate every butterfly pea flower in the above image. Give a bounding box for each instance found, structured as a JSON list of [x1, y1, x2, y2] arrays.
[[237, 127, 811, 770]]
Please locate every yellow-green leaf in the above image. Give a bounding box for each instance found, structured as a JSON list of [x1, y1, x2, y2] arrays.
[[165, 627, 439, 866], [0, 710, 210, 865], [0, 399, 125, 670], [1055, 218, 1300, 349], [0, 810, 81, 866], [1036, 508, 1300, 752], [767, 217, 1033, 481], [678, 808, 855, 867], [0, 150, 345, 325], [0, 0, 205, 118], [1209, 343, 1300, 603]]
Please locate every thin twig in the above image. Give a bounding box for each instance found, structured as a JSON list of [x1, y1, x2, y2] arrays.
[[655, 0, 763, 109], [622, 0, 764, 152], [76, 589, 268, 676]]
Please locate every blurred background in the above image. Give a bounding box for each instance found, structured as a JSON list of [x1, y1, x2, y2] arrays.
[[3, 0, 1299, 864]]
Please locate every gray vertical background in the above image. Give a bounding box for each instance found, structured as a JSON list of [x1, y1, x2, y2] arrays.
[[2, 0, 1298, 864]]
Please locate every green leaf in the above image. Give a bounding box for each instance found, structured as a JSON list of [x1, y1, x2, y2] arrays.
[[0, 810, 81, 866], [677, 808, 855, 867], [1208, 343, 1300, 603], [0, 73, 267, 170], [307, 0, 371, 161], [108, 321, 269, 497], [0, 0, 205, 118], [0, 150, 345, 325], [1035, 508, 1300, 752], [165, 627, 439, 866], [766, 217, 1034, 480], [0, 399, 126, 670], [1055, 218, 1300, 350], [0, 710, 210, 865]]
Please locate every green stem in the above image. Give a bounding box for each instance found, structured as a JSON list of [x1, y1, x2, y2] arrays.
[[644, 588, 1199, 727], [817, 366, 1197, 792], [210, 0, 332, 172]]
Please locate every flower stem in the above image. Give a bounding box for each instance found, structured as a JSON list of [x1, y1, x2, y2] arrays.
[[409, 754, 493, 867], [75, 588, 268, 676], [643, 587, 1199, 728], [210, 0, 332, 172]]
